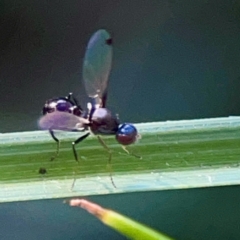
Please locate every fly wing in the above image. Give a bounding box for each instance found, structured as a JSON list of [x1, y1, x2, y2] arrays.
[[82, 29, 113, 107], [38, 112, 89, 131]]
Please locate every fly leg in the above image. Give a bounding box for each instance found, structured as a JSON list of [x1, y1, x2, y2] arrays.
[[97, 136, 116, 188], [49, 129, 60, 161], [121, 146, 142, 159], [67, 92, 83, 111], [72, 132, 90, 162], [66, 92, 72, 100], [71, 132, 90, 190]]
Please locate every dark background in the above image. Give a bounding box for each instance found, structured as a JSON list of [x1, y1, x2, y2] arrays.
[[1, 186, 240, 240], [1, 0, 240, 132], [1, 1, 240, 239]]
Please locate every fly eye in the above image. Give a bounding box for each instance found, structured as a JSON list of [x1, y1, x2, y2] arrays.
[[56, 100, 72, 112], [116, 123, 138, 145]]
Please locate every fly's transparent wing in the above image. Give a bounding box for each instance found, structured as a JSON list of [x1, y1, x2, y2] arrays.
[[83, 29, 113, 102], [38, 112, 89, 131]]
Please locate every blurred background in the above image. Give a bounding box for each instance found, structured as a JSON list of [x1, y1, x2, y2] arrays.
[[1, 1, 240, 240], [1, 0, 240, 132]]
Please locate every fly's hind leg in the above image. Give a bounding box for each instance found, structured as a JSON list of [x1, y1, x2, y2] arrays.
[[67, 92, 83, 111], [72, 132, 90, 162], [49, 129, 60, 161], [71, 132, 90, 190], [97, 136, 116, 188]]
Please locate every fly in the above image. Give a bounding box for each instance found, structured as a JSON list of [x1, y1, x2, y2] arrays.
[[39, 29, 140, 187]]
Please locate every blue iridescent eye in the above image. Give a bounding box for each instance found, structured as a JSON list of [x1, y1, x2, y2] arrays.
[[116, 123, 138, 145]]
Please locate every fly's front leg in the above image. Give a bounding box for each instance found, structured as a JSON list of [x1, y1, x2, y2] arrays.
[[97, 136, 116, 188], [121, 146, 142, 159], [49, 129, 60, 161]]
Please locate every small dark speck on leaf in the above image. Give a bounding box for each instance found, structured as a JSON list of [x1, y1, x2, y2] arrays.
[[39, 167, 47, 175]]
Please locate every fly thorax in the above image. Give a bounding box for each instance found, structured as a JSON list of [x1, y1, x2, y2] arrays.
[[90, 108, 119, 135]]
